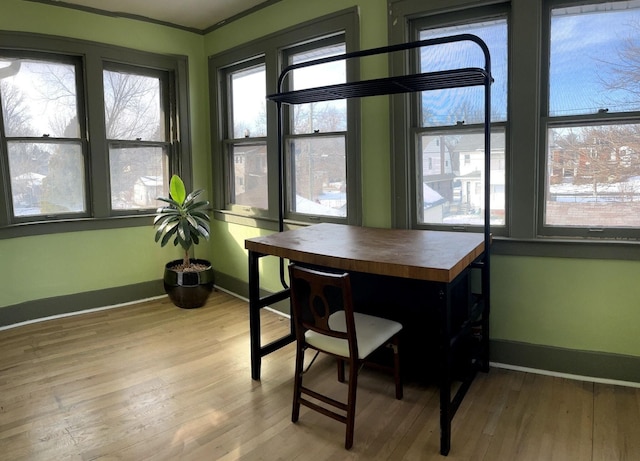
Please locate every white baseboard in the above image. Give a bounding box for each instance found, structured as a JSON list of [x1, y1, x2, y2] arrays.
[[490, 361, 640, 389]]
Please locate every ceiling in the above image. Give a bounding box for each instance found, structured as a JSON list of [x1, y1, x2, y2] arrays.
[[33, 0, 277, 32]]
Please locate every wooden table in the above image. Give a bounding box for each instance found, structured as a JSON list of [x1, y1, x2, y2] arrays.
[[244, 223, 490, 455]]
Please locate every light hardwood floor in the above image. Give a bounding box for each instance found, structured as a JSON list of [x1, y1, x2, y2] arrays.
[[1, 290, 639, 460]]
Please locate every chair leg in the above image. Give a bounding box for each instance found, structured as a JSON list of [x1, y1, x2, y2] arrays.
[[345, 357, 358, 449], [292, 346, 304, 423], [337, 358, 345, 382], [392, 336, 403, 400]]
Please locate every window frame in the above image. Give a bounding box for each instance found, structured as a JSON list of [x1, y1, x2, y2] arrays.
[[0, 51, 89, 223], [209, 8, 361, 230], [538, 0, 640, 240], [389, 4, 510, 235], [220, 57, 270, 217], [281, 35, 351, 224], [389, 0, 640, 260], [103, 61, 174, 216], [0, 31, 191, 239]]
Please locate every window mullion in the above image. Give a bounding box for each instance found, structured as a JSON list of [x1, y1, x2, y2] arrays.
[[0, 138, 10, 227], [85, 53, 110, 219], [266, 49, 281, 221]]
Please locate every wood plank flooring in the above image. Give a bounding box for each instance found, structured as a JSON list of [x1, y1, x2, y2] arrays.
[[1, 290, 639, 460]]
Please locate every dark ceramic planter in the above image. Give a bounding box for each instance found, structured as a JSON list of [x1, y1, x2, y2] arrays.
[[163, 258, 215, 309]]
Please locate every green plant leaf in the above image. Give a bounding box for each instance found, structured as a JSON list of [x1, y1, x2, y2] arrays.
[[193, 215, 209, 230], [161, 222, 178, 247], [197, 224, 210, 240], [153, 211, 179, 225], [169, 174, 186, 205], [184, 189, 204, 204], [156, 197, 181, 207], [153, 174, 210, 254], [191, 210, 209, 220], [186, 214, 197, 226], [184, 200, 209, 213]]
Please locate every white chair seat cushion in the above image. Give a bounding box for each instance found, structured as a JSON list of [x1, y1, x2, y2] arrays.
[[305, 312, 402, 359]]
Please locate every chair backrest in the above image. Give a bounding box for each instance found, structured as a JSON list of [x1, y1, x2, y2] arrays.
[[288, 264, 358, 358]]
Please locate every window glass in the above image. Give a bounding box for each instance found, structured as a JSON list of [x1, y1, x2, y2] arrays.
[[289, 136, 346, 217], [0, 58, 79, 138], [417, 19, 507, 226], [103, 68, 169, 211], [8, 141, 85, 216], [227, 63, 268, 209], [545, 1, 640, 229], [419, 20, 507, 126], [549, 1, 640, 117], [231, 65, 266, 138], [287, 42, 347, 218], [291, 44, 346, 134], [230, 143, 268, 209], [103, 70, 163, 141], [109, 146, 168, 210], [418, 130, 505, 225], [0, 57, 85, 218], [546, 123, 640, 227]]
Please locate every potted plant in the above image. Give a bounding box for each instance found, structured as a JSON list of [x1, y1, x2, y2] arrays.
[[154, 174, 214, 308]]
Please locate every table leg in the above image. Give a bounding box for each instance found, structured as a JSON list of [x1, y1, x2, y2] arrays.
[[439, 285, 452, 456], [248, 250, 261, 380]]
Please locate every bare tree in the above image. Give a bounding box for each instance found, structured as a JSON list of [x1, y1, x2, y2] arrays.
[[600, 18, 640, 104], [29, 62, 78, 137], [103, 70, 161, 140], [1, 80, 33, 136], [551, 19, 640, 201], [293, 101, 346, 133]]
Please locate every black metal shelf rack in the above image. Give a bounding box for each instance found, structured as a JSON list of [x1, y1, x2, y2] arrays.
[[266, 33, 493, 456]]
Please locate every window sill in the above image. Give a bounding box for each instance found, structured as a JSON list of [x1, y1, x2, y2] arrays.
[[214, 209, 640, 261], [492, 236, 640, 261], [213, 209, 346, 232], [0, 214, 154, 240]]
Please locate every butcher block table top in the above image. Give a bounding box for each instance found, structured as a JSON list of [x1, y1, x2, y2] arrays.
[[244, 223, 486, 283]]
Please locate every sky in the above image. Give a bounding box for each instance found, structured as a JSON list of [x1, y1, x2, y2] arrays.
[[550, 2, 640, 115], [417, 1, 640, 122], [230, 1, 640, 134]]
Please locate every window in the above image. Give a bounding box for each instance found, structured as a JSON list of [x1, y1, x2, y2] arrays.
[[1, 55, 86, 219], [210, 9, 360, 229], [411, 11, 508, 229], [543, 0, 640, 237], [0, 32, 189, 237], [224, 61, 268, 210], [104, 65, 170, 212], [285, 39, 348, 219], [389, 0, 640, 258]]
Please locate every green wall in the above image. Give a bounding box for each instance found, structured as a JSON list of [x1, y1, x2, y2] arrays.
[[492, 255, 640, 357], [204, 0, 640, 367], [203, 0, 395, 294], [1, 0, 639, 378], [0, 0, 211, 308]]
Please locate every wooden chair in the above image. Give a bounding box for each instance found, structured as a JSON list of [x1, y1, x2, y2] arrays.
[[288, 264, 403, 449]]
